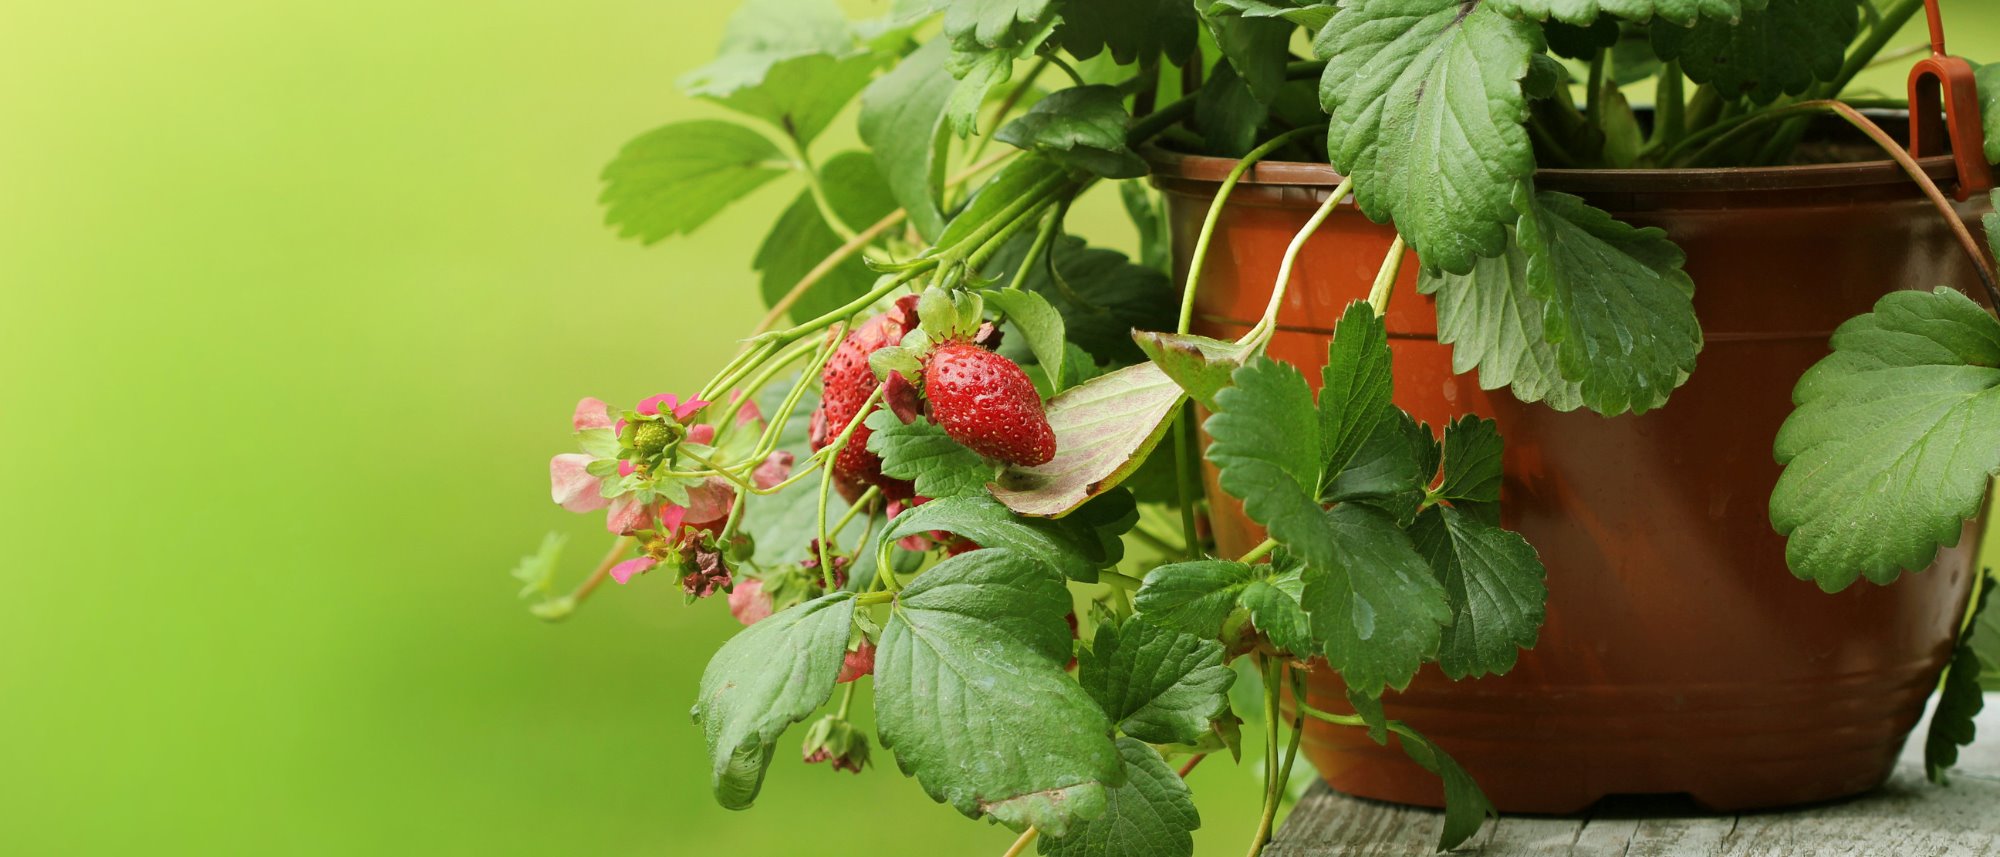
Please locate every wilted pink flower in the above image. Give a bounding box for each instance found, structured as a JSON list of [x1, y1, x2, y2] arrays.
[[729, 579, 774, 626], [682, 544, 731, 598], [837, 643, 875, 684], [549, 453, 609, 513]]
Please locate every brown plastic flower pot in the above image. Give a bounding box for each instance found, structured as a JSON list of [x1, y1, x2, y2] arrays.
[[1151, 147, 1992, 814]]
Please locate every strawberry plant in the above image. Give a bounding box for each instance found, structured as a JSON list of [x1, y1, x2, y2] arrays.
[[516, 0, 2000, 853]]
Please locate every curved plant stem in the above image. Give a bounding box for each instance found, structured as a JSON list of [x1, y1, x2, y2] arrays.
[[1365, 235, 1406, 316], [551, 535, 637, 619], [753, 210, 907, 336], [1177, 125, 1328, 335], [1246, 656, 1283, 857], [1171, 405, 1202, 561], [794, 140, 858, 244], [1100, 569, 1144, 591], [828, 485, 880, 540], [1000, 828, 1040, 857], [1820, 101, 2000, 306], [1242, 178, 1354, 353], [815, 385, 885, 587], [1178, 752, 1209, 778]]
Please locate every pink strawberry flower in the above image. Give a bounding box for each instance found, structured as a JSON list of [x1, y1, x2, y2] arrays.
[[728, 579, 774, 626]]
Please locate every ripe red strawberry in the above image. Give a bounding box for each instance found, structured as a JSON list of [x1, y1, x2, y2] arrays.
[[812, 296, 920, 502], [921, 341, 1056, 467]]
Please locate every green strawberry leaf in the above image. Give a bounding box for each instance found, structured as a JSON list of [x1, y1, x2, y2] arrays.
[[1418, 238, 1588, 412], [1322, 409, 1432, 524], [1396, 725, 1498, 851], [1194, 61, 1271, 157], [881, 493, 1125, 581], [1299, 504, 1452, 696], [1927, 571, 1996, 783], [867, 412, 1000, 499], [678, 0, 856, 101], [1205, 356, 1325, 542], [1437, 415, 1503, 514], [1131, 331, 1250, 411], [1058, 0, 1201, 66], [1318, 303, 1396, 493], [983, 288, 1069, 392], [1770, 287, 2000, 591], [1514, 188, 1702, 416], [690, 51, 884, 147], [1081, 618, 1236, 745], [943, 0, 1061, 51], [1038, 739, 1200, 857], [1651, 0, 1859, 105], [936, 155, 1071, 252], [1408, 505, 1547, 679], [1316, 0, 1542, 275], [694, 592, 857, 809], [875, 549, 1121, 834], [599, 120, 789, 244], [996, 85, 1149, 179], [991, 362, 1186, 517], [1978, 65, 2000, 165], [1210, 0, 1336, 30], [860, 39, 955, 240], [509, 532, 567, 600], [1194, 0, 1299, 105], [1134, 560, 1260, 637], [1486, 0, 1759, 27], [1241, 566, 1315, 655]]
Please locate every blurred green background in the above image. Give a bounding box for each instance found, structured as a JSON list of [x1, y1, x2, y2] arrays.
[[2, 2, 1995, 855]]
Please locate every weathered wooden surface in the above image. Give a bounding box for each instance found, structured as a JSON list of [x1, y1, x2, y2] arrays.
[[1266, 694, 1998, 856]]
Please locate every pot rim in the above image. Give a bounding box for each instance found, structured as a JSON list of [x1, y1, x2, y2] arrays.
[[1143, 147, 1964, 195]]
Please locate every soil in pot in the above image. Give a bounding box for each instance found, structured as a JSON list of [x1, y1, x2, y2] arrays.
[[1151, 133, 1992, 813]]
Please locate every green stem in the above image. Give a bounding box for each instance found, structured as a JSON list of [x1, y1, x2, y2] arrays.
[[1653, 60, 1685, 152], [1365, 235, 1406, 316], [1177, 125, 1328, 335], [1584, 49, 1606, 132], [1239, 537, 1279, 565], [1242, 178, 1353, 352], [1171, 403, 1203, 560], [1006, 207, 1063, 293], [835, 681, 857, 719], [1246, 656, 1282, 857], [1000, 828, 1040, 857], [828, 485, 880, 540], [794, 140, 858, 244], [1046, 53, 1086, 87], [1100, 569, 1144, 591], [815, 385, 885, 588], [966, 57, 1050, 165]]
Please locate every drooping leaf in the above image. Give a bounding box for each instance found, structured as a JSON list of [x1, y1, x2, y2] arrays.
[[860, 39, 955, 239], [1194, 60, 1271, 157], [1408, 505, 1547, 679], [1770, 287, 2000, 591], [867, 412, 1000, 499], [984, 288, 1069, 392], [996, 85, 1149, 179], [1487, 0, 1759, 27], [875, 549, 1120, 834], [1134, 559, 1260, 637], [1298, 504, 1452, 696], [1194, 0, 1299, 105], [1210, 0, 1336, 31], [1514, 188, 1702, 416], [1396, 726, 1497, 851], [1132, 331, 1250, 411], [694, 592, 857, 809], [1081, 618, 1236, 745], [1651, 0, 1859, 105], [881, 493, 1125, 581], [1926, 572, 1995, 783], [691, 52, 884, 147], [599, 120, 788, 244], [1058, 0, 1201, 65], [678, 0, 856, 101], [1316, 0, 1543, 275], [991, 362, 1186, 517], [943, 0, 1062, 51], [1037, 739, 1200, 857], [1418, 233, 1587, 412]]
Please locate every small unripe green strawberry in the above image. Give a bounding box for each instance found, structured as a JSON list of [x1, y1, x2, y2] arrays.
[[922, 341, 1055, 467]]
